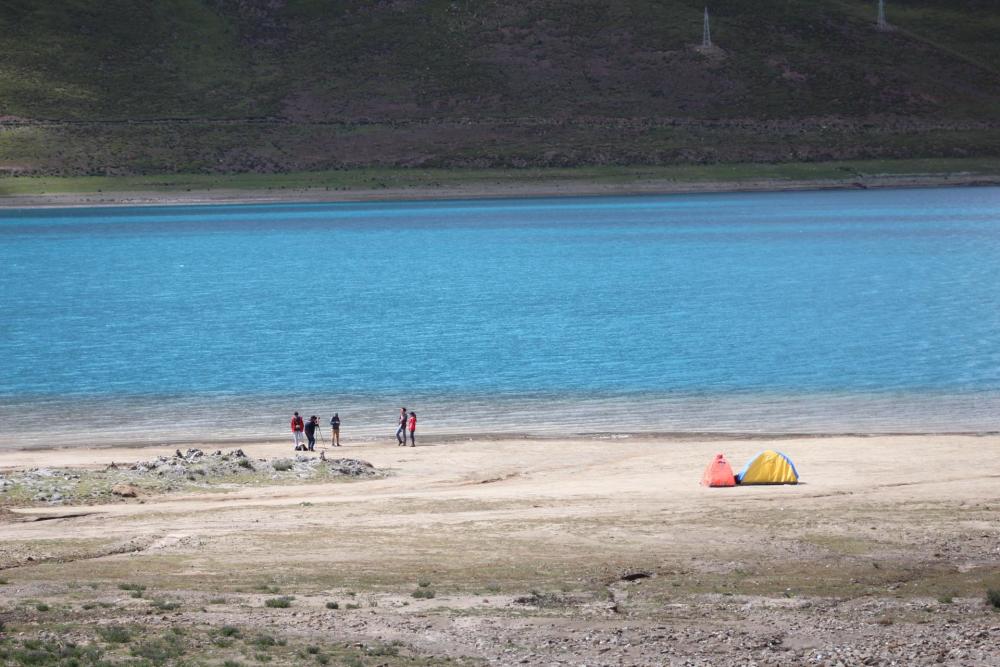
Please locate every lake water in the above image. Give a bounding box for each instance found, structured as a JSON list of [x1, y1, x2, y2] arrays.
[[1, 187, 999, 448]]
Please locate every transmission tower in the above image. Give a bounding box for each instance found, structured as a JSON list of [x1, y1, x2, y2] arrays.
[[876, 0, 890, 31], [702, 7, 712, 48]]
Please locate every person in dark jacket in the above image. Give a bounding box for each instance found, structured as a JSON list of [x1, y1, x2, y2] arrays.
[[304, 415, 318, 451], [396, 407, 407, 446], [329, 413, 341, 447]]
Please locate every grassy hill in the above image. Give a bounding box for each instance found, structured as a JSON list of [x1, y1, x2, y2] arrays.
[[0, 0, 998, 175]]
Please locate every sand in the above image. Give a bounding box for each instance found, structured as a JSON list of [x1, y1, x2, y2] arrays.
[[1, 434, 999, 665]]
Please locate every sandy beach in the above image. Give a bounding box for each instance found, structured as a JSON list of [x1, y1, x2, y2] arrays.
[[2, 433, 998, 665]]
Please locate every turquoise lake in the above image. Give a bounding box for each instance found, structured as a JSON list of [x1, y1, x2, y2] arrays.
[[1, 187, 999, 447]]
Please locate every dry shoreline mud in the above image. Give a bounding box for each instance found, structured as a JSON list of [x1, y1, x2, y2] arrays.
[[1, 173, 998, 209], [1, 434, 999, 665]]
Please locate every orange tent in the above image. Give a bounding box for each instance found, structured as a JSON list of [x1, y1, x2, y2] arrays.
[[701, 453, 736, 487]]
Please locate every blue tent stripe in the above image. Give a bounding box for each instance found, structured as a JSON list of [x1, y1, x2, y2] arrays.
[[735, 451, 765, 482], [775, 450, 800, 479]]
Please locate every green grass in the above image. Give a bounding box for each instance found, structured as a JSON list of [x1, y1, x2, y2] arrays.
[[0, 1, 998, 175], [1, 158, 998, 198]]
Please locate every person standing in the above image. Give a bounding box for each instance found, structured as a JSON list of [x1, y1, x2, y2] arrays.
[[396, 407, 407, 446], [290, 411, 305, 450], [407, 411, 417, 447], [329, 413, 341, 447], [304, 415, 318, 451]]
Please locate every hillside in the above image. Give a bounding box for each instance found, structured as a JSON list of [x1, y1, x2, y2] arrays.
[[1, 0, 998, 175]]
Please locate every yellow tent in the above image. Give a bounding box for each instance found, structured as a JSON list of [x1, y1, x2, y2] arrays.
[[735, 450, 799, 485]]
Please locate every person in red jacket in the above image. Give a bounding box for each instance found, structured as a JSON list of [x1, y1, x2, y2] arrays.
[[407, 411, 417, 447], [290, 411, 305, 450]]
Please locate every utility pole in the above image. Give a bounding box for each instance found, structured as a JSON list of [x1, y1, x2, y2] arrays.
[[876, 0, 890, 32], [702, 7, 712, 48]]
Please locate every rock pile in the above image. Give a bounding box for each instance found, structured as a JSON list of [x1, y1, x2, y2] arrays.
[[129, 448, 378, 480], [0, 449, 381, 505]]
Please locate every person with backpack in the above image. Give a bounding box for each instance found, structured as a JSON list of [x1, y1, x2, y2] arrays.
[[396, 407, 408, 446], [329, 413, 341, 447], [304, 415, 319, 451], [290, 412, 305, 450], [407, 411, 417, 447]]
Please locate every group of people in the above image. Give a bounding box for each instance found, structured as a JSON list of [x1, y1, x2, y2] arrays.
[[396, 407, 417, 447], [289, 411, 341, 451], [288, 408, 417, 450]]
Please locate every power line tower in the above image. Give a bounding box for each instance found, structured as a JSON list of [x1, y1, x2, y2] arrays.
[[876, 0, 890, 32], [702, 7, 713, 48]]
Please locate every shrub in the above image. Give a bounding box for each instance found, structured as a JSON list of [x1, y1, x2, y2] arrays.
[[937, 593, 954, 604], [411, 589, 435, 599], [237, 459, 253, 469], [219, 626, 241, 637], [208, 597, 227, 604], [131, 638, 185, 664], [315, 654, 329, 665], [97, 626, 132, 644], [345, 603, 360, 610], [118, 583, 146, 592], [34, 603, 50, 612], [255, 653, 273, 662], [264, 596, 293, 608], [223, 661, 244, 667], [306, 645, 320, 654], [988, 588, 1000, 609], [253, 635, 277, 647], [367, 642, 400, 657], [325, 601, 339, 610], [151, 599, 180, 611], [272, 459, 294, 472]]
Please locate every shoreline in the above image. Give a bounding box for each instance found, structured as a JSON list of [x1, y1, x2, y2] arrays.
[[2, 171, 998, 210], [2, 428, 998, 459]]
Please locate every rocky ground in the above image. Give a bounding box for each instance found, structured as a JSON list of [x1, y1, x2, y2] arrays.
[[0, 448, 381, 506]]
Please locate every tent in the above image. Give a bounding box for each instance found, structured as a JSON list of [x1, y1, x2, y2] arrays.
[[701, 453, 736, 487], [735, 450, 799, 485]]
